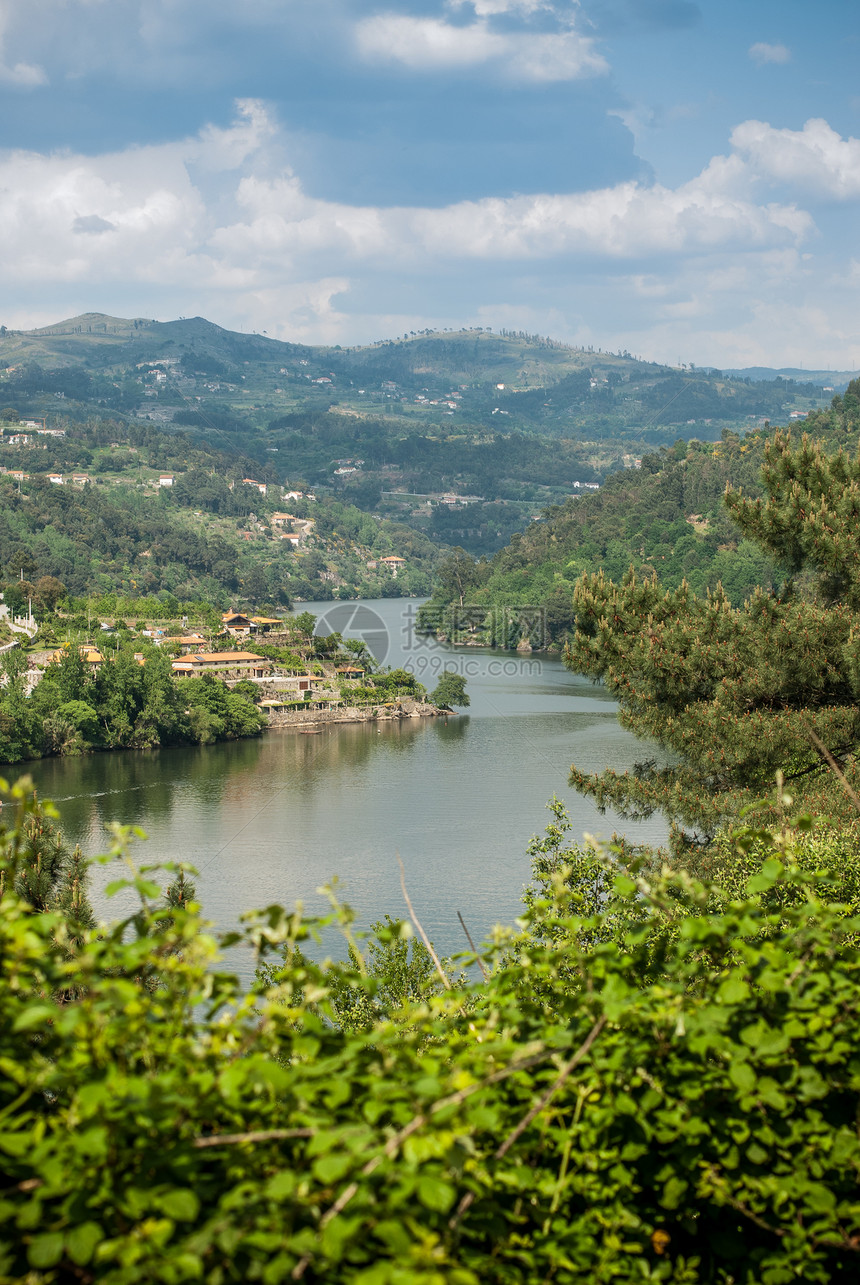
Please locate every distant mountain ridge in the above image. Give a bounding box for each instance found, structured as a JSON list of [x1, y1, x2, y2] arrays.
[[10, 312, 852, 393], [724, 366, 855, 388], [0, 311, 840, 558]]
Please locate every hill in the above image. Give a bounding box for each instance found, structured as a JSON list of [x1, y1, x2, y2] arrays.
[[418, 385, 860, 647], [725, 366, 855, 387], [0, 416, 439, 609], [0, 314, 834, 556]]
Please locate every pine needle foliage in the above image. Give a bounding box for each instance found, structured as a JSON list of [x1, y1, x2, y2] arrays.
[[565, 424, 860, 854]]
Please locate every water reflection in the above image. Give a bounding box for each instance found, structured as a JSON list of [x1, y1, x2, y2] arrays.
[[28, 599, 666, 980]]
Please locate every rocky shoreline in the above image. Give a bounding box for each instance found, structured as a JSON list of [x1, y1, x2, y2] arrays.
[[263, 698, 449, 730]]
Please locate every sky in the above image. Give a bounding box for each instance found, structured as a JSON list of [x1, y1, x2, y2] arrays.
[[1, 0, 859, 368]]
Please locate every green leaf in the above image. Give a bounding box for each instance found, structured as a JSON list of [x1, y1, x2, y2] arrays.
[[416, 1175, 456, 1213], [12, 1005, 56, 1031], [266, 1171, 296, 1201], [728, 1061, 755, 1095], [105, 879, 131, 897], [28, 1232, 64, 1269], [805, 1183, 837, 1214], [133, 878, 162, 898], [66, 1221, 102, 1266], [166, 1189, 200, 1222], [313, 1153, 353, 1185], [718, 976, 750, 1005], [613, 875, 638, 898], [659, 1176, 688, 1210]]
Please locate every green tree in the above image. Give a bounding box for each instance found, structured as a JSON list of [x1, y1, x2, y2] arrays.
[[42, 713, 84, 756], [2, 583, 27, 616], [565, 431, 860, 856], [2, 787, 93, 935], [293, 610, 317, 637], [34, 575, 67, 613], [430, 670, 470, 709], [56, 700, 101, 745], [435, 546, 482, 607]]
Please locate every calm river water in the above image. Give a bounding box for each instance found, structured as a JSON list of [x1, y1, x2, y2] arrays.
[[28, 599, 665, 977]]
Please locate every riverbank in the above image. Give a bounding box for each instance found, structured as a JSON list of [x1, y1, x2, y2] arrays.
[[26, 595, 669, 975], [264, 698, 446, 729]]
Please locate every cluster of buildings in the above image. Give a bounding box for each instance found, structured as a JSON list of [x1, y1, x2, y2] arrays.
[[47, 610, 368, 707], [0, 469, 89, 485], [0, 421, 66, 447]]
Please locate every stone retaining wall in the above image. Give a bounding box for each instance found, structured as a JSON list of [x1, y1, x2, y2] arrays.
[[264, 699, 441, 729]]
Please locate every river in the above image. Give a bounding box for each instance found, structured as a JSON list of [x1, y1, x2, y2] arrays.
[[28, 598, 666, 978]]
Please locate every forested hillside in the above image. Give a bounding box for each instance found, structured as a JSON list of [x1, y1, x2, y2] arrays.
[[0, 314, 835, 556], [0, 417, 439, 606], [421, 386, 860, 646]]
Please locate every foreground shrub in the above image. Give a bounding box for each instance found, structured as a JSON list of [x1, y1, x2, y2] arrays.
[[1, 785, 860, 1282]]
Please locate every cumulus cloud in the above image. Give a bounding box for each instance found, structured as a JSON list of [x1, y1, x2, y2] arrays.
[[412, 176, 809, 259], [0, 100, 847, 360], [0, 101, 815, 287], [355, 12, 607, 81], [749, 41, 790, 65], [731, 118, 860, 199], [0, 56, 46, 85]]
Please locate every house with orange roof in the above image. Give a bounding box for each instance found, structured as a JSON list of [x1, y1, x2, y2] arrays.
[[160, 633, 209, 653], [171, 651, 271, 678], [49, 644, 105, 670], [222, 611, 254, 637], [379, 555, 406, 577]]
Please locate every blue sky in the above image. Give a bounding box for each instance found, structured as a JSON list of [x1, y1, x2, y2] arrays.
[[2, 0, 859, 367]]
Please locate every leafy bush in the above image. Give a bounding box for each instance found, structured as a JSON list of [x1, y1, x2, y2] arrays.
[[3, 786, 860, 1281]]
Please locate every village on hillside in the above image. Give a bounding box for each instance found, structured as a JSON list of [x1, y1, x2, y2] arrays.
[[21, 607, 439, 733]]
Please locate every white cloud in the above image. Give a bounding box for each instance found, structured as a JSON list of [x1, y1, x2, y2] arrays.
[[731, 118, 860, 199], [354, 12, 607, 81], [404, 158, 810, 259], [2, 100, 854, 365], [356, 15, 506, 69], [0, 101, 814, 288], [0, 57, 46, 84], [749, 41, 790, 65], [234, 279, 352, 345]]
